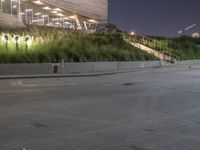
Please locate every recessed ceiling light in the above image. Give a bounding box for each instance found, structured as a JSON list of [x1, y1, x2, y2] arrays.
[[34, 12, 42, 15], [64, 17, 69, 20], [51, 11, 57, 14], [54, 8, 62, 12], [56, 13, 64, 17], [33, 0, 44, 5], [69, 15, 76, 19], [88, 19, 98, 23], [41, 14, 49, 18], [52, 18, 60, 21], [64, 22, 70, 24], [19, 12, 25, 15], [25, 9, 33, 12], [43, 6, 51, 10]]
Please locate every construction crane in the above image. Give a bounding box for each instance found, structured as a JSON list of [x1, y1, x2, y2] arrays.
[[178, 24, 197, 34]]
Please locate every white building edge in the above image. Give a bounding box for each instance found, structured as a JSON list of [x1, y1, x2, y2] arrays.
[[0, 0, 108, 30]]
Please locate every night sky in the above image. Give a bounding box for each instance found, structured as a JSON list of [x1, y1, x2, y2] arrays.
[[108, 0, 200, 37]]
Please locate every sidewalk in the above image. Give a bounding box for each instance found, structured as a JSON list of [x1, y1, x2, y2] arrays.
[[0, 68, 159, 79], [0, 64, 199, 80]]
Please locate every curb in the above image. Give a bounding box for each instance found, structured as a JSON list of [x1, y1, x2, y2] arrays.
[[0, 65, 198, 80], [0, 68, 158, 80]]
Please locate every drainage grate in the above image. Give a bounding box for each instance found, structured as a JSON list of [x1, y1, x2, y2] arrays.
[[122, 82, 135, 86]]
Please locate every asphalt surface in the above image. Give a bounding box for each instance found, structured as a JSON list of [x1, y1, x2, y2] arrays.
[[1, 66, 200, 150]]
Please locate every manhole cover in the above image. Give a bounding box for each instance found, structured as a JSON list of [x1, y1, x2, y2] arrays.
[[122, 82, 135, 86], [130, 145, 149, 150]]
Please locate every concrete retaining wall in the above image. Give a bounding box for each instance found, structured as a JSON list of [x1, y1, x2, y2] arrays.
[[175, 60, 200, 65], [0, 61, 164, 75], [0, 60, 199, 75], [0, 63, 53, 75]]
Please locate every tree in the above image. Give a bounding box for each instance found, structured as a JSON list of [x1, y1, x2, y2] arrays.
[[105, 23, 122, 33]]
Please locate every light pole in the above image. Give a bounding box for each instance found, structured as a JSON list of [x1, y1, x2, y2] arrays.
[[25, 37, 29, 50], [15, 35, 19, 51], [4, 35, 8, 50], [129, 31, 136, 43]]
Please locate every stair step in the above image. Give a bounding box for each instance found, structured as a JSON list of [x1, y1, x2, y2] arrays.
[[130, 42, 176, 62]]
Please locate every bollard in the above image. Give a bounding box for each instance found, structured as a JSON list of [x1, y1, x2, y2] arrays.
[[52, 63, 59, 73], [61, 59, 65, 73]]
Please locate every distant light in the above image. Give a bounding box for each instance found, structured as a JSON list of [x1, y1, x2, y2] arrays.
[[192, 32, 200, 39], [130, 31, 136, 36]]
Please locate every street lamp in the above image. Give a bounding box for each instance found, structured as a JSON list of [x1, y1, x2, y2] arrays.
[[4, 34, 8, 49], [25, 36, 33, 50], [130, 31, 136, 36], [129, 31, 136, 43], [14, 35, 19, 50], [25, 37, 29, 50]]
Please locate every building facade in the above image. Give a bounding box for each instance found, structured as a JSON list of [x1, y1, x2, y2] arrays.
[[0, 0, 108, 30]]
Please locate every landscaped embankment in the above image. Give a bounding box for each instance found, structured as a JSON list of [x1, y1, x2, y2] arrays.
[[0, 27, 157, 63]]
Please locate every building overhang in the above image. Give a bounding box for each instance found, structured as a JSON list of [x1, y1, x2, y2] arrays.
[[22, 0, 105, 23]]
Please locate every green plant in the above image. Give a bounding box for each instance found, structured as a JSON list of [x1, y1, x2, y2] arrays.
[[0, 27, 157, 63]]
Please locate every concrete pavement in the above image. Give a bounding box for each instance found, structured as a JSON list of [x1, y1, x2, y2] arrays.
[[0, 64, 198, 80], [1, 66, 200, 150]]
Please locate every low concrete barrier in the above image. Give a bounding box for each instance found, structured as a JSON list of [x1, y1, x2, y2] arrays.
[[64, 62, 118, 73], [118, 61, 162, 70], [0, 61, 164, 75], [0, 63, 53, 75], [0, 60, 199, 75], [175, 60, 200, 65]]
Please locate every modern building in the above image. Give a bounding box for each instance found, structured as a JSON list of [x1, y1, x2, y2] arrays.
[[0, 0, 108, 30]]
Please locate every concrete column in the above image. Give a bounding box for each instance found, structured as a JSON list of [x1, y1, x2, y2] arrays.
[[74, 15, 82, 30]]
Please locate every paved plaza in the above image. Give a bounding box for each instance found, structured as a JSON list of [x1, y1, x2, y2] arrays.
[[1, 66, 200, 150]]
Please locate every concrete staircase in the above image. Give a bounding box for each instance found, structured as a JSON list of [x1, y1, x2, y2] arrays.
[[130, 42, 176, 62], [0, 13, 25, 29], [123, 34, 177, 63]]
